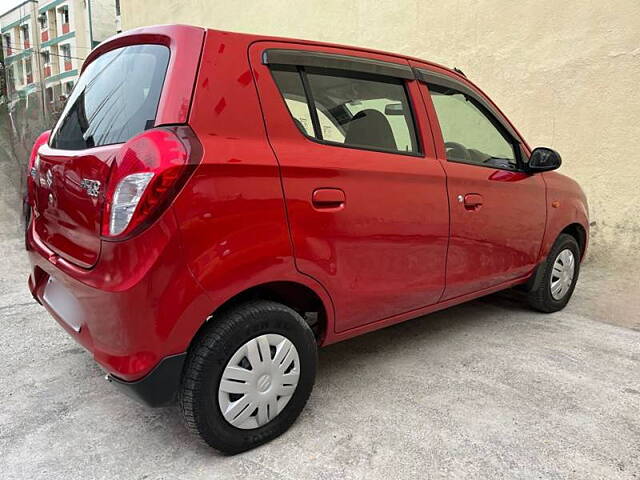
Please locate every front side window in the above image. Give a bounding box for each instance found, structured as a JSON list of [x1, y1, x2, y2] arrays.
[[429, 85, 517, 170], [271, 65, 419, 155], [49, 44, 170, 150]]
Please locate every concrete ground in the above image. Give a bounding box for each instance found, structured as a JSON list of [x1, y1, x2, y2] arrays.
[[1, 175, 639, 479]]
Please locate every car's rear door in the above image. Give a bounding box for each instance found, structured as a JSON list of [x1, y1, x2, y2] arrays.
[[250, 43, 449, 333], [410, 60, 546, 299]]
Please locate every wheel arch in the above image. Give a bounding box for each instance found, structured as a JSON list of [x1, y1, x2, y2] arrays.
[[187, 279, 333, 354], [560, 222, 587, 259]]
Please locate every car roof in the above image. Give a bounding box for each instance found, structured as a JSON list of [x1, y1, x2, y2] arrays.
[[204, 26, 462, 78]]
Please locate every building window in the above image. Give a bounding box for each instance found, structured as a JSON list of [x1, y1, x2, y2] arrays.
[[59, 6, 69, 25], [46, 86, 54, 103], [25, 57, 33, 84], [21, 24, 29, 48], [61, 44, 72, 70], [64, 81, 74, 95], [61, 44, 71, 61], [38, 13, 47, 30], [3, 33, 11, 55], [41, 50, 51, 77], [6, 64, 15, 93]]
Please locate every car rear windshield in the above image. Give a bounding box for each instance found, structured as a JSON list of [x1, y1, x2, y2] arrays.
[[49, 44, 170, 150]]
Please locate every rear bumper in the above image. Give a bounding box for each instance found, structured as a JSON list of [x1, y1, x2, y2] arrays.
[[106, 353, 187, 407], [26, 207, 212, 384]]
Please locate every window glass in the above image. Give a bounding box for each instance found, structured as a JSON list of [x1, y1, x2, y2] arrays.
[[271, 67, 313, 136], [271, 65, 418, 154], [344, 99, 414, 152], [429, 86, 516, 169], [49, 44, 169, 150], [61, 44, 71, 61], [306, 70, 418, 153]]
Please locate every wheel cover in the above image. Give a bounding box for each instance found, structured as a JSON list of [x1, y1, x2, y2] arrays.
[[550, 248, 575, 300], [218, 334, 300, 430]]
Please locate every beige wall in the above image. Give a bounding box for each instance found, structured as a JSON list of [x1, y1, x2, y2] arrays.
[[121, 0, 640, 261], [90, 0, 118, 43]]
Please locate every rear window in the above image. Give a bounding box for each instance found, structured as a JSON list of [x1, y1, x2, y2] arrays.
[[49, 44, 170, 150]]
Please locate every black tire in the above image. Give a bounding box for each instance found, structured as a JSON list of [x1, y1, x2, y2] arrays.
[[527, 234, 581, 313], [179, 300, 317, 454]]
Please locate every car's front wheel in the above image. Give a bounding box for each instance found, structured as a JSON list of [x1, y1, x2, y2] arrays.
[[180, 300, 317, 454], [528, 233, 581, 312]]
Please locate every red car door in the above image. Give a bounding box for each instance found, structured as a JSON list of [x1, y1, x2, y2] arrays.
[[251, 43, 449, 333], [411, 61, 546, 300]]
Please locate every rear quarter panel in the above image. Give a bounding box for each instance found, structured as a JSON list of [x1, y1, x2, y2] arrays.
[[173, 30, 335, 336]]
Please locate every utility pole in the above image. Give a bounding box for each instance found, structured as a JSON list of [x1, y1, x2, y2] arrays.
[[30, 0, 48, 124]]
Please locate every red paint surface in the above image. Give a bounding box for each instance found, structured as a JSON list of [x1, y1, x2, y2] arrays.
[[27, 26, 589, 382]]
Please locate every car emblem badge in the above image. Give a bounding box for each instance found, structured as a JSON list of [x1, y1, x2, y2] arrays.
[[81, 179, 101, 198]]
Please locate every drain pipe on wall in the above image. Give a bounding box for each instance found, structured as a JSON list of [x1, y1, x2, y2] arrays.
[[87, 0, 93, 48]]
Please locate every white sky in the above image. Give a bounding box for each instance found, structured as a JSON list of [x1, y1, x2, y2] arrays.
[[0, 0, 29, 18]]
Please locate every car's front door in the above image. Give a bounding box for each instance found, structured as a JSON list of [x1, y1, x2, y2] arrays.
[[251, 44, 449, 333], [411, 62, 546, 300]]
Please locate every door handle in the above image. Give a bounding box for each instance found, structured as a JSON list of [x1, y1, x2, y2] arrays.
[[312, 188, 345, 210], [459, 193, 483, 211]]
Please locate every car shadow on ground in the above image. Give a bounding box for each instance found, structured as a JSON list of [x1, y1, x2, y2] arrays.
[[85, 289, 534, 457]]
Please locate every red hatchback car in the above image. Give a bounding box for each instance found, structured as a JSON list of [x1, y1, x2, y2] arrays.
[[26, 25, 588, 453]]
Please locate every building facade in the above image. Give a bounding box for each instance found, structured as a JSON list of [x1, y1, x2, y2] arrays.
[[1, 0, 119, 111]]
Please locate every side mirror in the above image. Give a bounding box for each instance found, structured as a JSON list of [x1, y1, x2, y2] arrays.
[[527, 147, 561, 172]]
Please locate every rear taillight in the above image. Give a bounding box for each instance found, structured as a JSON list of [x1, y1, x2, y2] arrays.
[[27, 130, 51, 205], [102, 126, 202, 239]]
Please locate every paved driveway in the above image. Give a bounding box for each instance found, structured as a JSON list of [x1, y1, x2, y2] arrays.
[[1, 188, 639, 479]]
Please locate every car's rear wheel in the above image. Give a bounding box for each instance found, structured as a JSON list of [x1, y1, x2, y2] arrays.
[[528, 233, 581, 312], [179, 300, 317, 454]]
